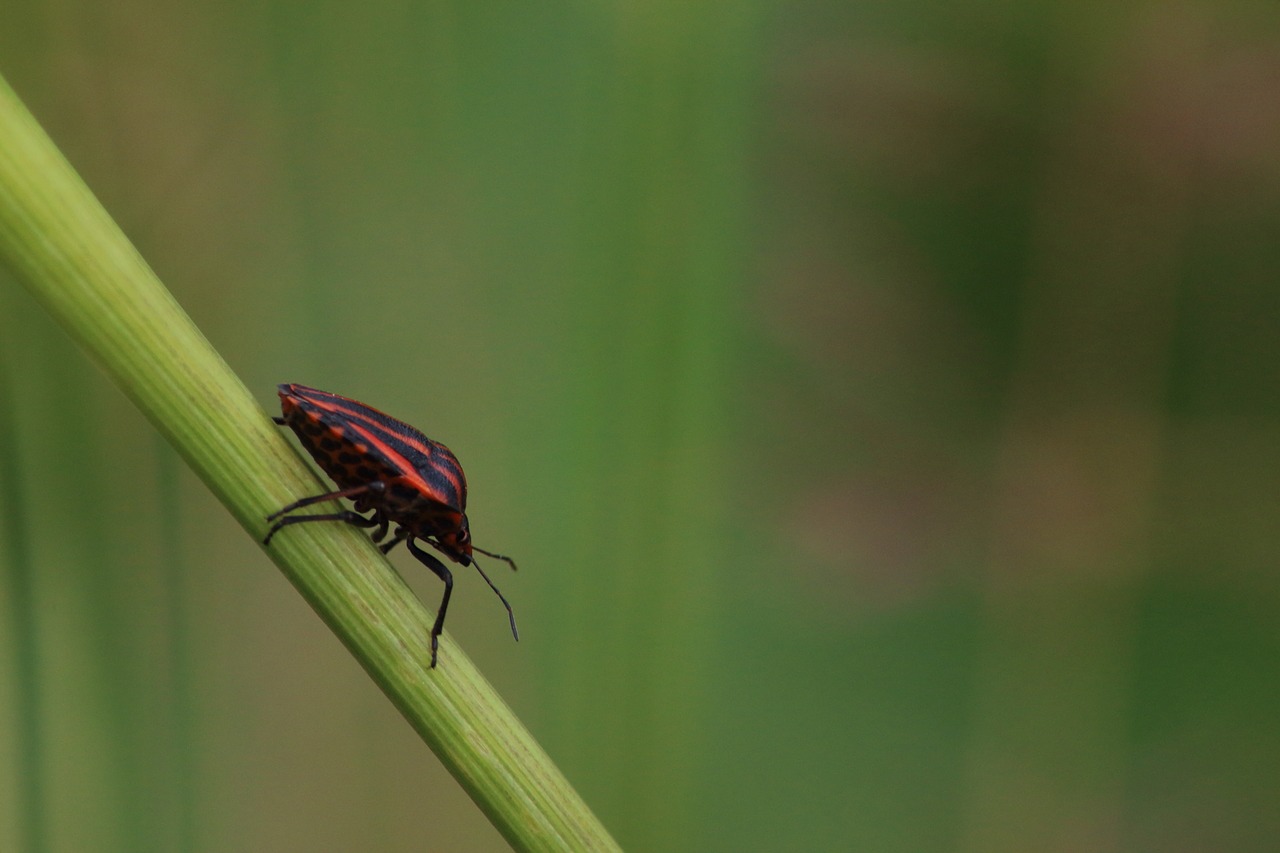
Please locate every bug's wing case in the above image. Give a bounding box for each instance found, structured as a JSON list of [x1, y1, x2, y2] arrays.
[[279, 384, 468, 512]]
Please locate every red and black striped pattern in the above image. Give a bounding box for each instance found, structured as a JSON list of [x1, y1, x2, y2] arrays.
[[263, 383, 517, 667], [279, 382, 468, 521]]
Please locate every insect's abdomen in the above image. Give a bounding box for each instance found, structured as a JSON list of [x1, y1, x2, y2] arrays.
[[280, 400, 398, 492], [277, 383, 468, 514]]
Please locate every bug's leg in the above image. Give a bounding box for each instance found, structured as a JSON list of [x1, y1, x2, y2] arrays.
[[266, 482, 385, 523], [368, 511, 390, 544], [406, 538, 453, 669], [263, 482, 387, 544], [379, 527, 407, 555], [262, 509, 381, 546], [272, 416, 286, 425], [470, 557, 519, 642]]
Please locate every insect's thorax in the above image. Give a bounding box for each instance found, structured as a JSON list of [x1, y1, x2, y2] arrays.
[[364, 480, 467, 542]]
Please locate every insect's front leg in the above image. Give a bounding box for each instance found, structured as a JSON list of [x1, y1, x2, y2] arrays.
[[406, 538, 453, 668]]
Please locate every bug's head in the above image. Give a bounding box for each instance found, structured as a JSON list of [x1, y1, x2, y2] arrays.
[[437, 517, 519, 576], [435, 514, 474, 564]]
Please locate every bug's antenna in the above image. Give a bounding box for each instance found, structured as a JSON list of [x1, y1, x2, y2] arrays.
[[471, 555, 519, 641], [473, 545, 517, 572]]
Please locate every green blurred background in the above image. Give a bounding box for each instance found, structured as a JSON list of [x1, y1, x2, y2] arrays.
[[2, 2, 1279, 851]]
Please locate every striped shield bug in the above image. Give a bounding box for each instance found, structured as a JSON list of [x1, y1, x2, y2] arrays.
[[262, 383, 517, 668]]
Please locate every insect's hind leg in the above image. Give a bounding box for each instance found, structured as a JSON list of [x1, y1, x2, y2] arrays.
[[262, 508, 382, 546], [263, 482, 387, 544], [265, 482, 385, 523]]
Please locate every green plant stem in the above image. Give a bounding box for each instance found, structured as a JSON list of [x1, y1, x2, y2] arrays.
[[0, 74, 619, 853]]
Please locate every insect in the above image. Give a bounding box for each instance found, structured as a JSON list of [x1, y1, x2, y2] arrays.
[[262, 383, 517, 668]]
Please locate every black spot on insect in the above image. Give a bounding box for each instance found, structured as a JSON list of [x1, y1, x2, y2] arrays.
[[338, 452, 362, 466], [320, 436, 342, 451], [356, 465, 379, 481]]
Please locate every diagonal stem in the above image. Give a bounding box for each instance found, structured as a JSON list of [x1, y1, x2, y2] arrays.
[[0, 74, 619, 853]]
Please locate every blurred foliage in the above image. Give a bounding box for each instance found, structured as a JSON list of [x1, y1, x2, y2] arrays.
[[2, 1, 1280, 851]]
